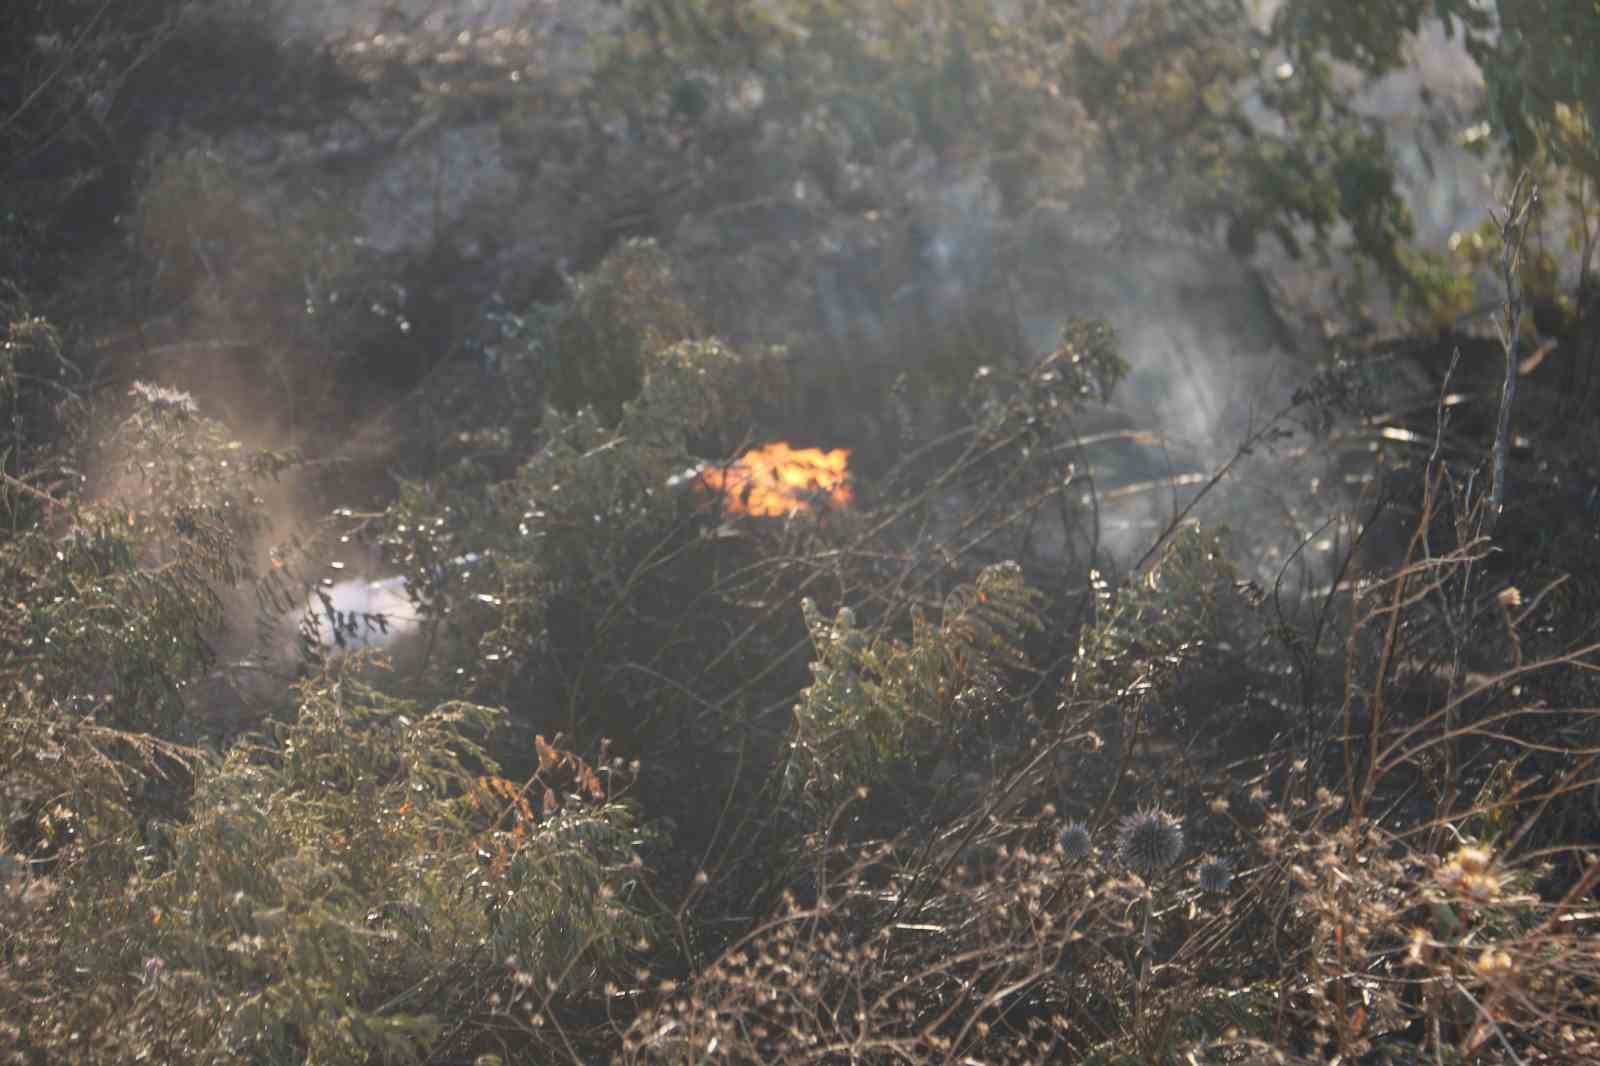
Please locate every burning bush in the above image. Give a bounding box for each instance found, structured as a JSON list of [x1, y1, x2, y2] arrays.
[[695, 442, 854, 517]]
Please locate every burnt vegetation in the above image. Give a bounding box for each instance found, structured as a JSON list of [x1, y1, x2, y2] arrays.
[[5, 1, 1600, 1063]]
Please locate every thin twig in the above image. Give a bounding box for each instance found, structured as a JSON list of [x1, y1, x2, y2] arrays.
[[1489, 173, 1538, 525]]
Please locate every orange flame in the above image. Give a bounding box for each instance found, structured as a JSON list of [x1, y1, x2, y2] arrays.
[[696, 442, 853, 517]]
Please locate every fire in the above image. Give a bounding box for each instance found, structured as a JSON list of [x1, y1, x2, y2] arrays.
[[696, 442, 853, 517]]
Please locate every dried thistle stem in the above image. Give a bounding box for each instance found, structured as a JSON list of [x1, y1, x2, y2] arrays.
[[1489, 173, 1538, 525]]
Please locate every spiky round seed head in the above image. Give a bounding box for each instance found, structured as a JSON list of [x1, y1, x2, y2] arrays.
[[1197, 857, 1233, 894], [1117, 808, 1183, 876], [1058, 822, 1093, 862]]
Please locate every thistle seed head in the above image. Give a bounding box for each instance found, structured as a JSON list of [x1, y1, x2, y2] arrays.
[[1058, 821, 1093, 862], [1117, 807, 1183, 876]]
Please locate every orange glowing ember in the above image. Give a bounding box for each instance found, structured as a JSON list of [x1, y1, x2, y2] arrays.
[[696, 443, 853, 517]]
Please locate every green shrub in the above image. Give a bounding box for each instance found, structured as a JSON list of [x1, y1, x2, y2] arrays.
[[547, 239, 699, 424], [1069, 524, 1247, 711], [2, 380, 296, 738], [130, 668, 649, 1065], [787, 562, 1043, 809], [0, 371, 299, 1060]]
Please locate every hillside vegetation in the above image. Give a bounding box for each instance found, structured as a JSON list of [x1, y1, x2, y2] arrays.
[[4, 2, 1600, 1063]]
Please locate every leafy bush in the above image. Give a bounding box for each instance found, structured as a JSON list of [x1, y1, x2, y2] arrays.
[[0, 373, 290, 1059], [380, 254, 800, 736], [0, 363, 654, 1064], [547, 239, 699, 423], [132, 669, 648, 1065], [2, 380, 295, 739], [788, 562, 1043, 810], [1069, 525, 1248, 711]]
